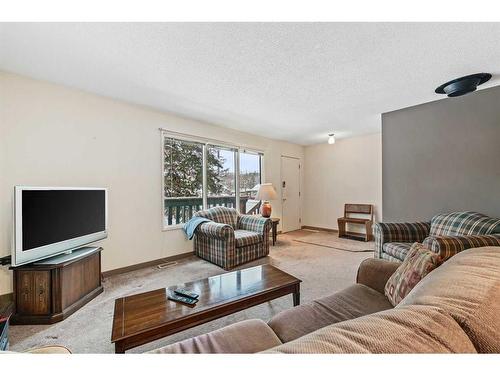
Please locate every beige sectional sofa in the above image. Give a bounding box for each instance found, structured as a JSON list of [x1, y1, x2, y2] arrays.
[[151, 246, 500, 354]]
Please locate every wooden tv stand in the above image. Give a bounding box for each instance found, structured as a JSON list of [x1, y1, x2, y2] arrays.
[[10, 247, 103, 325]]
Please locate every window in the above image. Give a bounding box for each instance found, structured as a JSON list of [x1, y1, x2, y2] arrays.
[[239, 151, 262, 214], [163, 138, 204, 226], [206, 145, 237, 209], [162, 132, 263, 228]]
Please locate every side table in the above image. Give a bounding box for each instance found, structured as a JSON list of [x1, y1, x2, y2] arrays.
[[269, 217, 280, 245]]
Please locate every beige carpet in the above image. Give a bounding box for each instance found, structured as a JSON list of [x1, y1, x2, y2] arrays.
[[293, 230, 375, 252], [9, 230, 372, 353]]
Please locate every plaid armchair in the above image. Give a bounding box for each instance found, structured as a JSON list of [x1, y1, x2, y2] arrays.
[[374, 211, 500, 262], [192, 206, 272, 270]]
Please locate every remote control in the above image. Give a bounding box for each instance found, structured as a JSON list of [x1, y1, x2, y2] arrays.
[[167, 290, 197, 306], [174, 288, 199, 300]]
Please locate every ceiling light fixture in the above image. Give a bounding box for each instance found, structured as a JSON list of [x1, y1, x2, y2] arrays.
[[328, 133, 335, 145], [435, 73, 492, 97]]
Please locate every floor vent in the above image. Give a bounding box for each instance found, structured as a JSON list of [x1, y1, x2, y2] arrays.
[[157, 261, 178, 269]]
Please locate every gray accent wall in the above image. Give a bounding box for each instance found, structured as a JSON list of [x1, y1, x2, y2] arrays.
[[382, 85, 500, 222]]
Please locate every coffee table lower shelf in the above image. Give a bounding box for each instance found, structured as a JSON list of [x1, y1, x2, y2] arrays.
[[111, 265, 301, 353]]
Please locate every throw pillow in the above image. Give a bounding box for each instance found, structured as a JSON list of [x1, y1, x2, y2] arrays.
[[384, 243, 440, 306]]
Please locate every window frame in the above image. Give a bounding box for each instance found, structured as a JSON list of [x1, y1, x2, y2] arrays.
[[161, 130, 264, 231]]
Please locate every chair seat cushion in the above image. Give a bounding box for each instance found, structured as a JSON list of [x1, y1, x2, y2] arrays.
[[267, 284, 392, 343], [264, 305, 477, 354], [234, 230, 262, 247], [383, 242, 413, 261], [149, 319, 282, 354]]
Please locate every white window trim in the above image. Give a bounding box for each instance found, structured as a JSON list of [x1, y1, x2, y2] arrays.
[[160, 129, 264, 231]]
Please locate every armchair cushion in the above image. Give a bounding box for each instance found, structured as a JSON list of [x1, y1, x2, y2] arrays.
[[234, 230, 262, 247], [238, 215, 271, 234], [194, 206, 238, 229], [373, 222, 430, 259], [423, 233, 500, 261], [429, 211, 500, 237], [196, 221, 234, 240], [382, 242, 412, 261]]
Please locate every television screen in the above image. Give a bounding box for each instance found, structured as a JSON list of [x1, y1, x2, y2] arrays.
[[13, 187, 107, 266], [22, 190, 106, 251]]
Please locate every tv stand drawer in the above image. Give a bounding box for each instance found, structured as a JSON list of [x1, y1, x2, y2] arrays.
[[15, 270, 51, 315]]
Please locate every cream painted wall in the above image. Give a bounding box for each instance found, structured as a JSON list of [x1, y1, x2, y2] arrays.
[[302, 133, 382, 232], [0, 72, 303, 295]]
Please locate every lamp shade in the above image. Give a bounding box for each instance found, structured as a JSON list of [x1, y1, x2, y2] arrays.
[[255, 183, 277, 201]]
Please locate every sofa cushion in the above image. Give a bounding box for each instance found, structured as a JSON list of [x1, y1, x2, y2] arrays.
[[382, 242, 412, 261], [385, 243, 440, 306], [267, 284, 392, 343], [149, 319, 282, 354], [398, 246, 500, 353], [429, 211, 500, 237], [234, 230, 262, 247], [264, 305, 477, 354]]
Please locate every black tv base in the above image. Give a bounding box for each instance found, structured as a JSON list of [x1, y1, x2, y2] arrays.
[[9, 247, 103, 325]]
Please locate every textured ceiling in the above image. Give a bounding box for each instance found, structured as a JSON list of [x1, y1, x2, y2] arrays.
[[1, 23, 500, 145]]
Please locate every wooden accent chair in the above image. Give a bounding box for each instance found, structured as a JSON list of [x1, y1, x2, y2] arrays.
[[337, 204, 374, 242]]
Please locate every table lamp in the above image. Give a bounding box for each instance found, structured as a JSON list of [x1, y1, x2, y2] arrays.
[[256, 183, 278, 218]]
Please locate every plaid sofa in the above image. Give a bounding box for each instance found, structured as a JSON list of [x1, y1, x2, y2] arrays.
[[192, 206, 272, 270], [374, 211, 500, 262]]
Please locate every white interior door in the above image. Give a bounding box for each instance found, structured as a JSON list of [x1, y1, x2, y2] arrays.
[[281, 156, 301, 232]]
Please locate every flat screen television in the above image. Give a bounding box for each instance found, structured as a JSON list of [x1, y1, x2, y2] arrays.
[[12, 186, 107, 266]]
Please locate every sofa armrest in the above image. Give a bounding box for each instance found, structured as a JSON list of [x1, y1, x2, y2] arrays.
[[373, 222, 430, 258], [196, 222, 234, 240], [237, 215, 271, 235], [356, 258, 401, 294], [423, 234, 500, 261]]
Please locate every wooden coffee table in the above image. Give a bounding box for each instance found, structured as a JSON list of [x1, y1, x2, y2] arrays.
[[111, 264, 301, 353]]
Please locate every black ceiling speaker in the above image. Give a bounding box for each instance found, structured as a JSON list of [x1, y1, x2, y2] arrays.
[[435, 73, 491, 97]]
